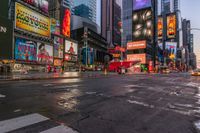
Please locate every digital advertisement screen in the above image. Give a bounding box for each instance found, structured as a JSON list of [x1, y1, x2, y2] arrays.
[[65, 40, 78, 55], [132, 8, 153, 41], [51, 18, 60, 35], [15, 3, 50, 37], [15, 37, 37, 62], [61, 8, 71, 37], [165, 42, 177, 59], [82, 48, 94, 65], [127, 54, 146, 64], [127, 41, 146, 50], [37, 43, 53, 64], [167, 14, 176, 39], [22, 0, 49, 13], [54, 36, 63, 58], [133, 0, 152, 11], [158, 16, 163, 40]]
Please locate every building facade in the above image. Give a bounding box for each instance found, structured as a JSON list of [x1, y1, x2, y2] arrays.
[[73, 0, 97, 24], [122, 0, 132, 47]]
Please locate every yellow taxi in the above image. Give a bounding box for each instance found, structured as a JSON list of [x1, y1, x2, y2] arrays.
[[191, 70, 200, 76]]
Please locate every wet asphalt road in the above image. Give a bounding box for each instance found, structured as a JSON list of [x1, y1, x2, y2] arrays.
[[1, 73, 200, 133]]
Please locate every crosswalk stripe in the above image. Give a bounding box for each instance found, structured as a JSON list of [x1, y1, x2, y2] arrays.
[[40, 125, 78, 133], [0, 113, 49, 133]]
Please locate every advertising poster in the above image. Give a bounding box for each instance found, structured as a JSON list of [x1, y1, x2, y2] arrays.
[[37, 43, 53, 64], [15, 37, 37, 62], [127, 41, 146, 50], [15, 2, 50, 37], [127, 54, 146, 64], [65, 40, 78, 55], [133, 0, 152, 11], [82, 48, 94, 65], [167, 14, 176, 39], [61, 8, 71, 37], [65, 54, 77, 62], [158, 17, 163, 40], [51, 18, 60, 35], [54, 59, 62, 66], [132, 8, 153, 41], [54, 36, 63, 58], [22, 0, 49, 13], [165, 42, 177, 59]]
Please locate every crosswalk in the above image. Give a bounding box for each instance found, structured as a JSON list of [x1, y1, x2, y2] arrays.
[[0, 113, 78, 133]]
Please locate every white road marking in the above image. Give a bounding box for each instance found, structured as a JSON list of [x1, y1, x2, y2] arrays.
[[0, 94, 6, 98], [0, 113, 49, 133], [40, 125, 78, 133]]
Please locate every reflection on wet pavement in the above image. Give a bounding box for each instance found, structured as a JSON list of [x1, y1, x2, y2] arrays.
[[57, 89, 82, 112]]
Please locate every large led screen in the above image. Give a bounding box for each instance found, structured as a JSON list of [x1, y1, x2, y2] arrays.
[[37, 43, 53, 64], [54, 36, 63, 58], [61, 8, 71, 38], [65, 40, 78, 55], [127, 54, 146, 64], [15, 37, 37, 62], [167, 14, 176, 39], [133, 0, 152, 11], [21, 0, 49, 13], [15, 3, 50, 37], [165, 42, 177, 59], [132, 8, 153, 41]]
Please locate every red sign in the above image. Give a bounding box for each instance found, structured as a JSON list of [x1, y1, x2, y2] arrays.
[[127, 54, 146, 64], [127, 41, 146, 50], [115, 46, 126, 52], [158, 17, 163, 39]]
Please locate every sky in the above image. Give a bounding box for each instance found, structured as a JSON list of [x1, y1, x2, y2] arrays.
[[180, 0, 200, 66]]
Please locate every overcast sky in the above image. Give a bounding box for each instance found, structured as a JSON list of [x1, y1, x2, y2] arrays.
[[181, 0, 200, 65]]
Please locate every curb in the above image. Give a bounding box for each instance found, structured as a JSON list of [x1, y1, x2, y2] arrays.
[[0, 73, 117, 81]]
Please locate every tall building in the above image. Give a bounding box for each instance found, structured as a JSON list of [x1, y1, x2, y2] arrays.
[[73, 0, 97, 24], [160, 0, 179, 14], [122, 0, 132, 46], [49, 0, 74, 19], [101, 0, 122, 47]]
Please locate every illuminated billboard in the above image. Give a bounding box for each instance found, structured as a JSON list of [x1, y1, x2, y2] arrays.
[[127, 54, 146, 64], [54, 36, 63, 58], [15, 37, 37, 62], [133, 0, 152, 11], [167, 14, 176, 39], [21, 0, 49, 13], [51, 19, 60, 35], [166, 42, 177, 59], [65, 40, 78, 55], [132, 8, 153, 41], [15, 2, 50, 37], [61, 8, 71, 37], [127, 41, 146, 50], [158, 16, 163, 40], [37, 43, 53, 64]]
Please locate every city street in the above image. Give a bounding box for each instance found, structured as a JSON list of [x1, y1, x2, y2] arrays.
[[1, 73, 200, 133]]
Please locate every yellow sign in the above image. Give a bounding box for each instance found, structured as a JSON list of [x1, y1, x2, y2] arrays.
[[15, 3, 50, 37]]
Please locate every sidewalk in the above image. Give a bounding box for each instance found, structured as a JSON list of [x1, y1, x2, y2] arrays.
[[0, 71, 117, 81]]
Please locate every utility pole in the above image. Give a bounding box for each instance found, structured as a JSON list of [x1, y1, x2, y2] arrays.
[[84, 27, 88, 67]]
